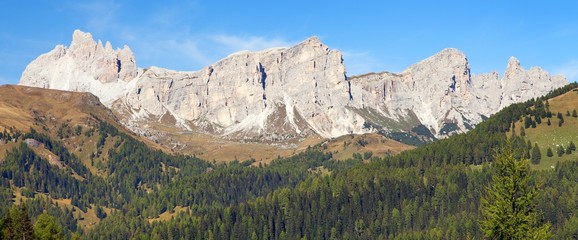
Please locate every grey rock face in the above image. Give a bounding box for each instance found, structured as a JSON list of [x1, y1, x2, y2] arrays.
[[19, 30, 568, 142], [20, 30, 137, 104], [350, 49, 567, 137]]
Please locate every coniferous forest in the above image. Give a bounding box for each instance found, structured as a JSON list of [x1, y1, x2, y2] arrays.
[[1, 84, 578, 239]]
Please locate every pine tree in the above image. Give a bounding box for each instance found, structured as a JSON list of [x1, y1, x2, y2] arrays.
[[557, 146, 565, 157], [573, 109, 577, 118], [524, 140, 532, 159], [511, 122, 516, 136], [480, 145, 551, 239], [33, 213, 63, 240], [569, 141, 576, 151], [546, 147, 553, 157], [524, 116, 532, 129], [531, 144, 541, 164], [95, 205, 107, 219], [6, 204, 36, 240]]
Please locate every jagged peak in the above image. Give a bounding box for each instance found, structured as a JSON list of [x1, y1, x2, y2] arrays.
[[71, 29, 95, 48], [121, 45, 133, 53], [407, 48, 468, 73], [433, 48, 467, 59], [297, 36, 326, 49], [507, 56, 521, 67], [305, 36, 321, 44], [504, 56, 523, 77], [104, 41, 113, 52]]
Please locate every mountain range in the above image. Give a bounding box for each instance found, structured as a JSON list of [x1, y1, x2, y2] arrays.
[[19, 30, 567, 148], [4, 30, 578, 239]]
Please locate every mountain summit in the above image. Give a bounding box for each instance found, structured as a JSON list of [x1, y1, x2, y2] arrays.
[[19, 30, 568, 144]]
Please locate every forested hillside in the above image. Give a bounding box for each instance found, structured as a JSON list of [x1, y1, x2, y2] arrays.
[[1, 84, 578, 239]]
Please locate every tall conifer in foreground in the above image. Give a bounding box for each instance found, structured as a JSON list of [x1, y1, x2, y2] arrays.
[[480, 145, 551, 239]]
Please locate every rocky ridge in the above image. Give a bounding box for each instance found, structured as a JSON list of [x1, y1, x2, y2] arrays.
[[19, 30, 568, 144]]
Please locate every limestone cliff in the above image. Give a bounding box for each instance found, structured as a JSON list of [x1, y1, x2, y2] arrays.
[[20, 30, 137, 105], [20, 30, 568, 143], [350, 49, 567, 138]]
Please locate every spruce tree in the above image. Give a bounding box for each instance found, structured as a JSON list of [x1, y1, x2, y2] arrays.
[[557, 146, 565, 157], [524, 140, 532, 159], [546, 147, 553, 157], [569, 141, 576, 151], [33, 213, 63, 240], [6, 204, 36, 240], [480, 146, 551, 239], [531, 143, 541, 164], [573, 109, 577, 117]]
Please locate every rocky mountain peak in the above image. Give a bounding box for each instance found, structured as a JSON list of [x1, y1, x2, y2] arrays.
[[303, 36, 322, 46], [436, 48, 466, 57], [507, 56, 521, 66], [505, 56, 522, 75], [20, 30, 138, 105], [70, 29, 95, 49], [425, 48, 468, 65]]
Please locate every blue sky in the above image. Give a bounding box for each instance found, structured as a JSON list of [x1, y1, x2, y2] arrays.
[[1, 1, 577, 84]]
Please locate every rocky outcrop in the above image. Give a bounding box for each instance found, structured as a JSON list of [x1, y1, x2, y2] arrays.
[[499, 57, 567, 108], [350, 49, 567, 138], [117, 36, 365, 141], [20, 30, 137, 104], [19, 30, 568, 143]]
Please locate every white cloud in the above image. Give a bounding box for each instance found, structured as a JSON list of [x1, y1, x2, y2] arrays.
[[71, 0, 122, 33], [128, 35, 212, 70], [211, 34, 293, 53], [165, 39, 212, 67], [131, 33, 296, 70], [0, 76, 16, 85], [341, 50, 387, 76], [553, 60, 578, 83]]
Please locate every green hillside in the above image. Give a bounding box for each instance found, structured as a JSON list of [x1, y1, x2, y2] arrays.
[[521, 89, 578, 170]]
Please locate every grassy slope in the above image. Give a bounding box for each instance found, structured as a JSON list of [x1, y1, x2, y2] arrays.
[[319, 133, 414, 160], [117, 105, 414, 164], [522, 89, 578, 170], [0, 85, 151, 229]]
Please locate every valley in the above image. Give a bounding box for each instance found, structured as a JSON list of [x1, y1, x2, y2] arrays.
[[1, 84, 577, 239]]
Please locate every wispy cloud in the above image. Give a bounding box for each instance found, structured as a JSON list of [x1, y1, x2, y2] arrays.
[[70, 0, 122, 33], [165, 39, 213, 67], [129, 32, 297, 70], [150, 2, 199, 27], [0, 76, 16, 85], [341, 50, 387, 76], [553, 60, 578, 83], [211, 34, 293, 52], [128, 35, 212, 70]]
